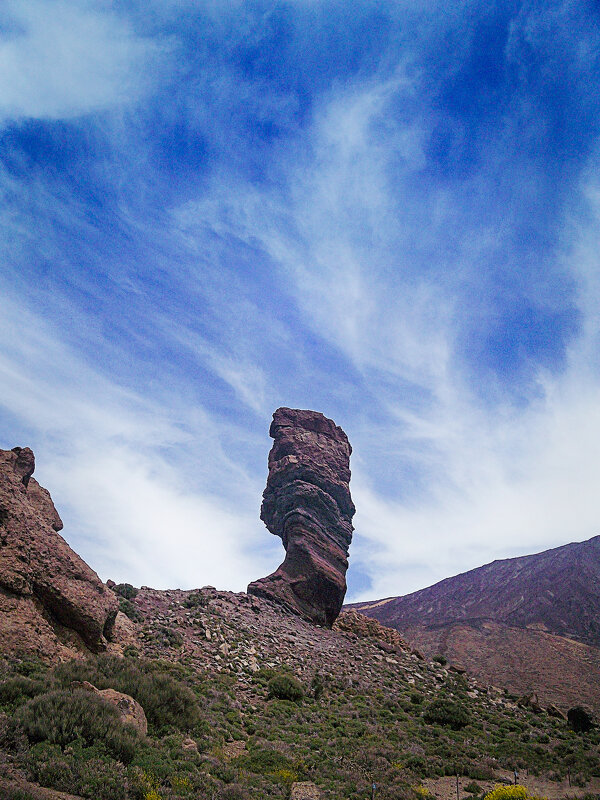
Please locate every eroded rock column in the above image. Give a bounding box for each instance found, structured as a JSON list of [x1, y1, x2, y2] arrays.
[[248, 408, 355, 627]]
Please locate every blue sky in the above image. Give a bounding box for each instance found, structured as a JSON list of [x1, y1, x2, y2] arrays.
[[2, 0, 600, 600]]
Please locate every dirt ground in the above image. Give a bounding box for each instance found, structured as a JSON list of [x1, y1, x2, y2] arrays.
[[424, 770, 600, 800]]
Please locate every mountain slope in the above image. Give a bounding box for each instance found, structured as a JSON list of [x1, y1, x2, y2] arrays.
[[351, 536, 600, 711]]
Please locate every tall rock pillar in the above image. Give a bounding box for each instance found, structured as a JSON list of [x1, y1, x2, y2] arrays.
[[248, 408, 355, 627]]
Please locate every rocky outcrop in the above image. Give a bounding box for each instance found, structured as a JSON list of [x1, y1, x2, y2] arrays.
[[334, 609, 409, 653], [248, 408, 355, 627], [0, 446, 118, 656]]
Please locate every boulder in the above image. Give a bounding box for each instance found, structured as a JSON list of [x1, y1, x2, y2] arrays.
[[0, 447, 118, 655], [72, 680, 148, 735], [517, 692, 543, 713], [290, 782, 321, 799], [248, 408, 355, 627]]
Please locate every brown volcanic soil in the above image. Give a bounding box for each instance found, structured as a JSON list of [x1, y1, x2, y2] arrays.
[[351, 536, 600, 714], [399, 621, 600, 714]]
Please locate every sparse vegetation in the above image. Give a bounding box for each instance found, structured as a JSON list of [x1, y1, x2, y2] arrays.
[[119, 598, 144, 622], [1, 619, 599, 800]]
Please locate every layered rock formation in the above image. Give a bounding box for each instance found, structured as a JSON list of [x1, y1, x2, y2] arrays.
[[0, 446, 118, 657], [248, 408, 355, 627]]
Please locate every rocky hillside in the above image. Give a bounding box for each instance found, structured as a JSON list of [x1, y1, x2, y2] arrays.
[[3, 583, 600, 800], [351, 537, 600, 713]]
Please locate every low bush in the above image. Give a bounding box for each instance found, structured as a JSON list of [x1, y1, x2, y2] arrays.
[[183, 592, 207, 608], [2, 790, 38, 800], [54, 656, 199, 735], [14, 689, 141, 762], [119, 599, 144, 623], [237, 746, 295, 776], [112, 584, 139, 600], [267, 674, 304, 703], [158, 626, 184, 648], [0, 676, 46, 709], [25, 742, 129, 799], [423, 698, 471, 730]]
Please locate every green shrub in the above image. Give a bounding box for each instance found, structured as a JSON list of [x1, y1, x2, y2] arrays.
[[25, 742, 128, 799], [119, 598, 144, 623], [404, 755, 427, 775], [0, 676, 46, 709], [15, 658, 47, 678], [423, 698, 471, 729], [112, 583, 139, 600], [237, 747, 295, 776], [159, 626, 184, 648], [2, 790, 38, 800], [433, 655, 448, 666], [464, 781, 482, 794], [25, 745, 78, 794], [77, 758, 128, 799], [53, 656, 199, 735], [14, 689, 140, 762], [252, 667, 279, 686], [267, 674, 304, 703], [183, 592, 207, 608], [311, 672, 325, 701]]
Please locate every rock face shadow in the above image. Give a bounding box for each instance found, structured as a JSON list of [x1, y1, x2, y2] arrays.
[[0, 446, 118, 657], [248, 407, 355, 627]]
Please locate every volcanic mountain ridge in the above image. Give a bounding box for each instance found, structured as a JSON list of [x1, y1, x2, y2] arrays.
[[350, 536, 600, 715]]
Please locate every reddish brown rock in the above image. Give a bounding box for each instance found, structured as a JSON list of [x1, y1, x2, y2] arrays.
[[72, 681, 148, 735], [248, 408, 355, 627], [0, 446, 118, 655], [334, 609, 409, 652]]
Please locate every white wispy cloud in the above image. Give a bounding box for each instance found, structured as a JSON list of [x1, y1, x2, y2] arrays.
[[0, 0, 165, 124], [171, 60, 600, 602], [0, 290, 276, 589], [347, 158, 600, 600], [2, 0, 599, 604]]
